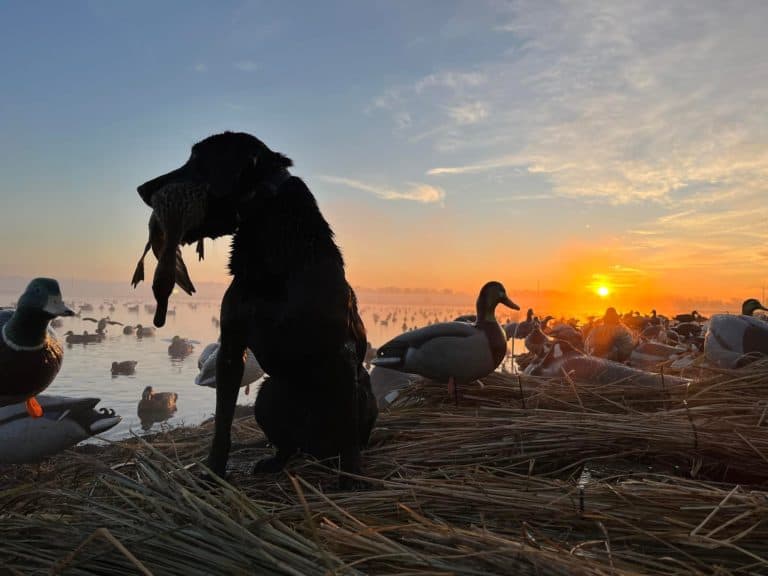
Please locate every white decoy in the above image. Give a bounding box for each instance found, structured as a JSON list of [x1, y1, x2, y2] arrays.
[[372, 281, 519, 403], [195, 342, 264, 393], [704, 313, 768, 368]]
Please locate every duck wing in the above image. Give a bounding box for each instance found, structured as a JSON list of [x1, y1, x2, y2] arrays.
[[377, 322, 479, 355], [373, 321, 484, 377]]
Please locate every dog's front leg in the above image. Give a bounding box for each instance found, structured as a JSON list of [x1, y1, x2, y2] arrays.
[[207, 280, 247, 477]]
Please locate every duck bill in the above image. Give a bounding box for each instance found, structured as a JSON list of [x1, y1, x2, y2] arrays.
[[44, 300, 75, 317], [501, 296, 520, 311]]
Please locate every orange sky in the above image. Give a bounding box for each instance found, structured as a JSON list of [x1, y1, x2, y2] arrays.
[[1, 3, 766, 319]]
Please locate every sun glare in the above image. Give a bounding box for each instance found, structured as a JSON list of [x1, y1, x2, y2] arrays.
[[597, 286, 610, 298]]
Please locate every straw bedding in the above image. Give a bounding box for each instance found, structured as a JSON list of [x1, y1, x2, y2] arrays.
[[3, 362, 768, 575]]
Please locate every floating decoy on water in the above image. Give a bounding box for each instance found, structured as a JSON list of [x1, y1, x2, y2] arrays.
[[454, 314, 477, 323], [372, 281, 519, 403], [138, 386, 177, 411], [82, 316, 123, 334], [0, 278, 75, 416], [122, 325, 135, 335], [168, 335, 194, 358], [111, 361, 138, 376], [0, 396, 121, 463], [135, 324, 156, 338], [64, 331, 105, 345], [137, 386, 178, 430], [742, 299, 768, 317]]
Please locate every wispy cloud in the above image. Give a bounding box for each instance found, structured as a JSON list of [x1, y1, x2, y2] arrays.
[[319, 175, 445, 204], [233, 60, 259, 72], [445, 101, 489, 125], [373, 1, 768, 209]]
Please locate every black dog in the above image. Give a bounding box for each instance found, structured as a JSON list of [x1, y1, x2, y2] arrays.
[[137, 132, 378, 482]]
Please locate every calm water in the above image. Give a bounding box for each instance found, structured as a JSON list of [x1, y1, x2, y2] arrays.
[[1, 293, 489, 441]]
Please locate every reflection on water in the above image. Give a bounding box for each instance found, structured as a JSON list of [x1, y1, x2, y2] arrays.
[[0, 292, 521, 441]]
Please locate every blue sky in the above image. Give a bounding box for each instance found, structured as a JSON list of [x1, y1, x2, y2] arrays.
[[1, 1, 766, 308]]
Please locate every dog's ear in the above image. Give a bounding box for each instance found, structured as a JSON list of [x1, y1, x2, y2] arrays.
[[238, 150, 293, 200]]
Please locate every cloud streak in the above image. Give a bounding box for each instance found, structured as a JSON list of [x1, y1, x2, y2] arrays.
[[319, 175, 445, 204], [374, 1, 768, 208]]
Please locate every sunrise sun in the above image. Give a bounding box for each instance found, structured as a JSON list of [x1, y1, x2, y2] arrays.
[[597, 286, 610, 298]]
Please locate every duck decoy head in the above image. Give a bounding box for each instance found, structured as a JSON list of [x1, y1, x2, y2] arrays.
[[141, 386, 154, 401], [17, 278, 75, 318], [478, 281, 520, 310], [742, 299, 768, 316], [603, 307, 620, 325]]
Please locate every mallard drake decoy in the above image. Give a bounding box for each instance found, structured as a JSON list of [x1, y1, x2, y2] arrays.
[[64, 330, 105, 345], [743, 299, 768, 317], [195, 342, 264, 392], [372, 281, 519, 403], [82, 316, 123, 334], [168, 335, 194, 358], [111, 360, 138, 376], [0, 278, 75, 417], [0, 396, 121, 463], [135, 324, 156, 338]]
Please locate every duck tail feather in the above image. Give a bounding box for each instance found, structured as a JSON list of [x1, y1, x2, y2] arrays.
[[174, 248, 196, 295]]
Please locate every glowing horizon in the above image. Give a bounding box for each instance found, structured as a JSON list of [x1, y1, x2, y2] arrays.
[[1, 2, 766, 317]]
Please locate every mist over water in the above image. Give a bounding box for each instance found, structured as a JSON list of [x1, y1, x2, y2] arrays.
[[1, 292, 492, 442]]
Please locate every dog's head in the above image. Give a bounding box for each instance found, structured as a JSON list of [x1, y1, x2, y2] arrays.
[[137, 131, 293, 242], [137, 132, 293, 327]]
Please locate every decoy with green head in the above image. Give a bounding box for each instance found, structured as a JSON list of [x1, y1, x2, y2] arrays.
[[0, 278, 74, 416], [372, 281, 519, 404], [742, 299, 768, 317]]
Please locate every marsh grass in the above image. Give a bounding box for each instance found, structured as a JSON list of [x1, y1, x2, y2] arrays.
[[3, 362, 768, 574]]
